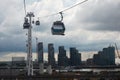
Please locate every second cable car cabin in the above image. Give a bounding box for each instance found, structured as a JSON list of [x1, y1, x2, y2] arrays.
[[51, 21, 65, 35], [35, 20, 40, 26]]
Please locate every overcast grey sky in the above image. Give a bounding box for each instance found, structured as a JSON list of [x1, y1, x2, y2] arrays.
[[0, 0, 120, 61]]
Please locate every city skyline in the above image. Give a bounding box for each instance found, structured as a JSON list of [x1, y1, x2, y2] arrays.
[[0, 43, 120, 64], [1, 43, 116, 66], [0, 0, 120, 62]]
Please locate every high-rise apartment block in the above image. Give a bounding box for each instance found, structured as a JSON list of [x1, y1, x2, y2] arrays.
[[93, 46, 115, 65], [37, 42, 43, 63], [48, 43, 55, 66], [58, 46, 69, 66], [70, 47, 81, 66]]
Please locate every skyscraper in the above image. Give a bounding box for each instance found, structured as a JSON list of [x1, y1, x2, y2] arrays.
[[48, 43, 55, 66], [37, 42, 43, 63], [70, 47, 81, 66], [58, 46, 68, 66]]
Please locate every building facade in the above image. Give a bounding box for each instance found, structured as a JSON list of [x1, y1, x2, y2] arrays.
[[37, 42, 43, 63], [58, 46, 68, 66], [70, 47, 81, 66], [12, 57, 25, 62], [48, 43, 55, 66], [12, 57, 26, 67], [93, 46, 115, 65]]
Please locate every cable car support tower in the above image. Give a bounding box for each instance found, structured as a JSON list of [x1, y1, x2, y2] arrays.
[[23, 12, 34, 76]]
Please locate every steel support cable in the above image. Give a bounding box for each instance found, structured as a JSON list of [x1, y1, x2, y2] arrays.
[[61, 0, 88, 13], [23, 0, 27, 15], [38, 0, 88, 18], [32, 0, 40, 13]]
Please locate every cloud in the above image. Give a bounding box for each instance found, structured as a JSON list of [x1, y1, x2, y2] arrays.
[[74, 0, 120, 31], [0, 0, 120, 55]]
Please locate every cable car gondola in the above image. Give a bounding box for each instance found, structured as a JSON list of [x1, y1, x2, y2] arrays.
[[51, 21, 65, 35], [51, 12, 65, 35], [36, 20, 40, 25], [35, 18, 40, 26], [23, 17, 30, 29]]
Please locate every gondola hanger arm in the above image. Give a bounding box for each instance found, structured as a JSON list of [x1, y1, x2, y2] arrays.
[[59, 12, 63, 21]]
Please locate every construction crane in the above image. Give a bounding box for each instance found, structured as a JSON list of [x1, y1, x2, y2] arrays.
[[115, 43, 120, 59]]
